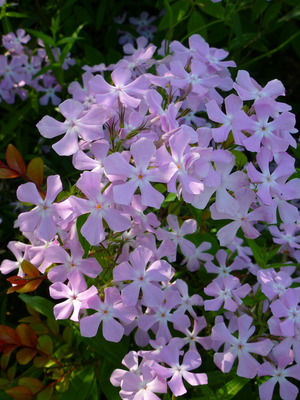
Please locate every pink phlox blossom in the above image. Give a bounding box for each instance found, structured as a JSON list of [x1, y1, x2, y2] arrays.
[[122, 195, 160, 233], [137, 232, 177, 263], [70, 171, 131, 245], [269, 178, 300, 224], [227, 237, 253, 262], [257, 269, 292, 301], [204, 249, 245, 280], [116, 224, 141, 263], [194, 41, 236, 71], [111, 350, 145, 387], [44, 238, 102, 282], [247, 147, 296, 206], [82, 63, 106, 76], [156, 214, 197, 259], [50, 269, 98, 321], [118, 30, 135, 46], [174, 279, 203, 318], [179, 110, 206, 127], [80, 287, 137, 341], [170, 34, 206, 66], [138, 290, 191, 343], [113, 246, 170, 307], [68, 71, 96, 109], [270, 288, 300, 337], [17, 175, 68, 242], [269, 223, 300, 252], [2, 29, 30, 53], [114, 44, 157, 76], [122, 301, 151, 347], [121, 363, 167, 400], [89, 67, 150, 108], [170, 316, 212, 353], [104, 137, 174, 208], [210, 315, 238, 352], [21, 55, 41, 84], [0, 55, 25, 88], [206, 94, 244, 144], [257, 356, 300, 400], [273, 326, 300, 364], [38, 83, 62, 106], [0, 241, 29, 276], [233, 97, 295, 153], [137, 25, 157, 41], [204, 275, 251, 312], [180, 241, 213, 272], [151, 345, 208, 396], [139, 337, 171, 363], [129, 12, 156, 27], [123, 37, 149, 55], [28, 235, 60, 273], [50, 47, 76, 70], [210, 187, 273, 246], [212, 314, 274, 378], [36, 99, 112, 156], [72, 139, 109, 173]]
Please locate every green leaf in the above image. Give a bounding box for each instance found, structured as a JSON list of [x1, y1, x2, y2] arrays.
[[96, 0, 107, 30], [215, 376, 249, 400], [25, 29, 55, 46], [251, 0, 269, 22], [231, 150, 247, 168], [76, 326, 129, 364], [197, 0, 225, 19], [188, 204, 202, 228], [84, 44, 105, 65], [246, 239, 266, 269], [5, 12, 28, 18], [158, 0, 190, 31], [59, 23, 86, 65], [230, 13, 243, 47], [36, 386, 53, 400], [99, 361, 121, 400], [19, 294, 55, 319], [187, 10, 207, 40], [76, 213, 91, 258], [278, 5, 300, 23], [262, 3, 281, 27], [56, 36, 83, 46], [58, 366, 94, 400], [32, 64, 61, 80]]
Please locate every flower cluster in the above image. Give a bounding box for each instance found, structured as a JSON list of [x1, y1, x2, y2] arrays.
[[0, 29, 75, 104], [2, 30, 300, 400]]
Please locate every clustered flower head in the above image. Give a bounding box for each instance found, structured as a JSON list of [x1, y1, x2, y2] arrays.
[[0, 31, 75, 105], [2, 19, 300, 400]]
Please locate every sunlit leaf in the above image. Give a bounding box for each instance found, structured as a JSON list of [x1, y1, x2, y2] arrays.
[[16, 348, 38, 365], [21, 260, 39, 278], [5, 144, 26, 175], [26, 158, 44, 188]]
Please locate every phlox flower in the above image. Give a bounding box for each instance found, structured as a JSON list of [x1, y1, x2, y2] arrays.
[[212, 314, 274, 378], [80, 287, 137, 342], [174, 279, 203, 319], [151, 345, 208, 396], [257, 269, 292, 301], [270, 288, 300, 337], [257, 356, 300, 400], [50, 269, 98, 321], [17, 175, 70, 242], [0, 241, 28, 276], [113, 246, 170, 308], [180, 241, 213, 272]]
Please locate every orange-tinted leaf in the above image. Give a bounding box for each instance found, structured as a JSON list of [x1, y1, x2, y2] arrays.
[[0, 161, 20, 178], [16, 324, 37, 348], [18, 377, 43, 395], [21, 260, 39, 277], [7, 276, 26, 285], [7, 284, 26, 294], [19, 316, 41, 324], [27, 158, 44, 187], [16, 278, 45, 293], [6, 385, 33, 400], [6, 144, 26, 175], [16, 348, 37, 365]]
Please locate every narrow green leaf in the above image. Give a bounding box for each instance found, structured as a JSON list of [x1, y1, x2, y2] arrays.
[[158, 0, 189, 31], [278, 5, 300, 22], [188, 204, 202, 228], [187, 10, 207, 40], [262, 3, 281, 27], [32, 64, 60, 80], [96, 0, 107, 31], [197, 0, 225, 18], [246, 239, 266, 269], [25, 29, 55, 46], [76, 214, 91, 258], [56, 36, 83, 46], [230, 13, 243, 47], [251, 0, 269, 22], [5, 12, 28, 18], [59, 23, 86, 65]]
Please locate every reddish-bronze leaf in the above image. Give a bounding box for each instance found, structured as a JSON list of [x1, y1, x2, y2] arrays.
[[16, 278, 45, 293], [0, 326, 21, 356], [21, 260, 39, 277], [18, 377, 43, 395], [16, 348, 38, 365], [6, 385, 34, 400], [6, 144, 26, 175], [16, 324, 37, 348], [27, 157, 44, 187], [0, 161, 20, 178], [7, 284, 26, 294], [7, 276, 26, 285]]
